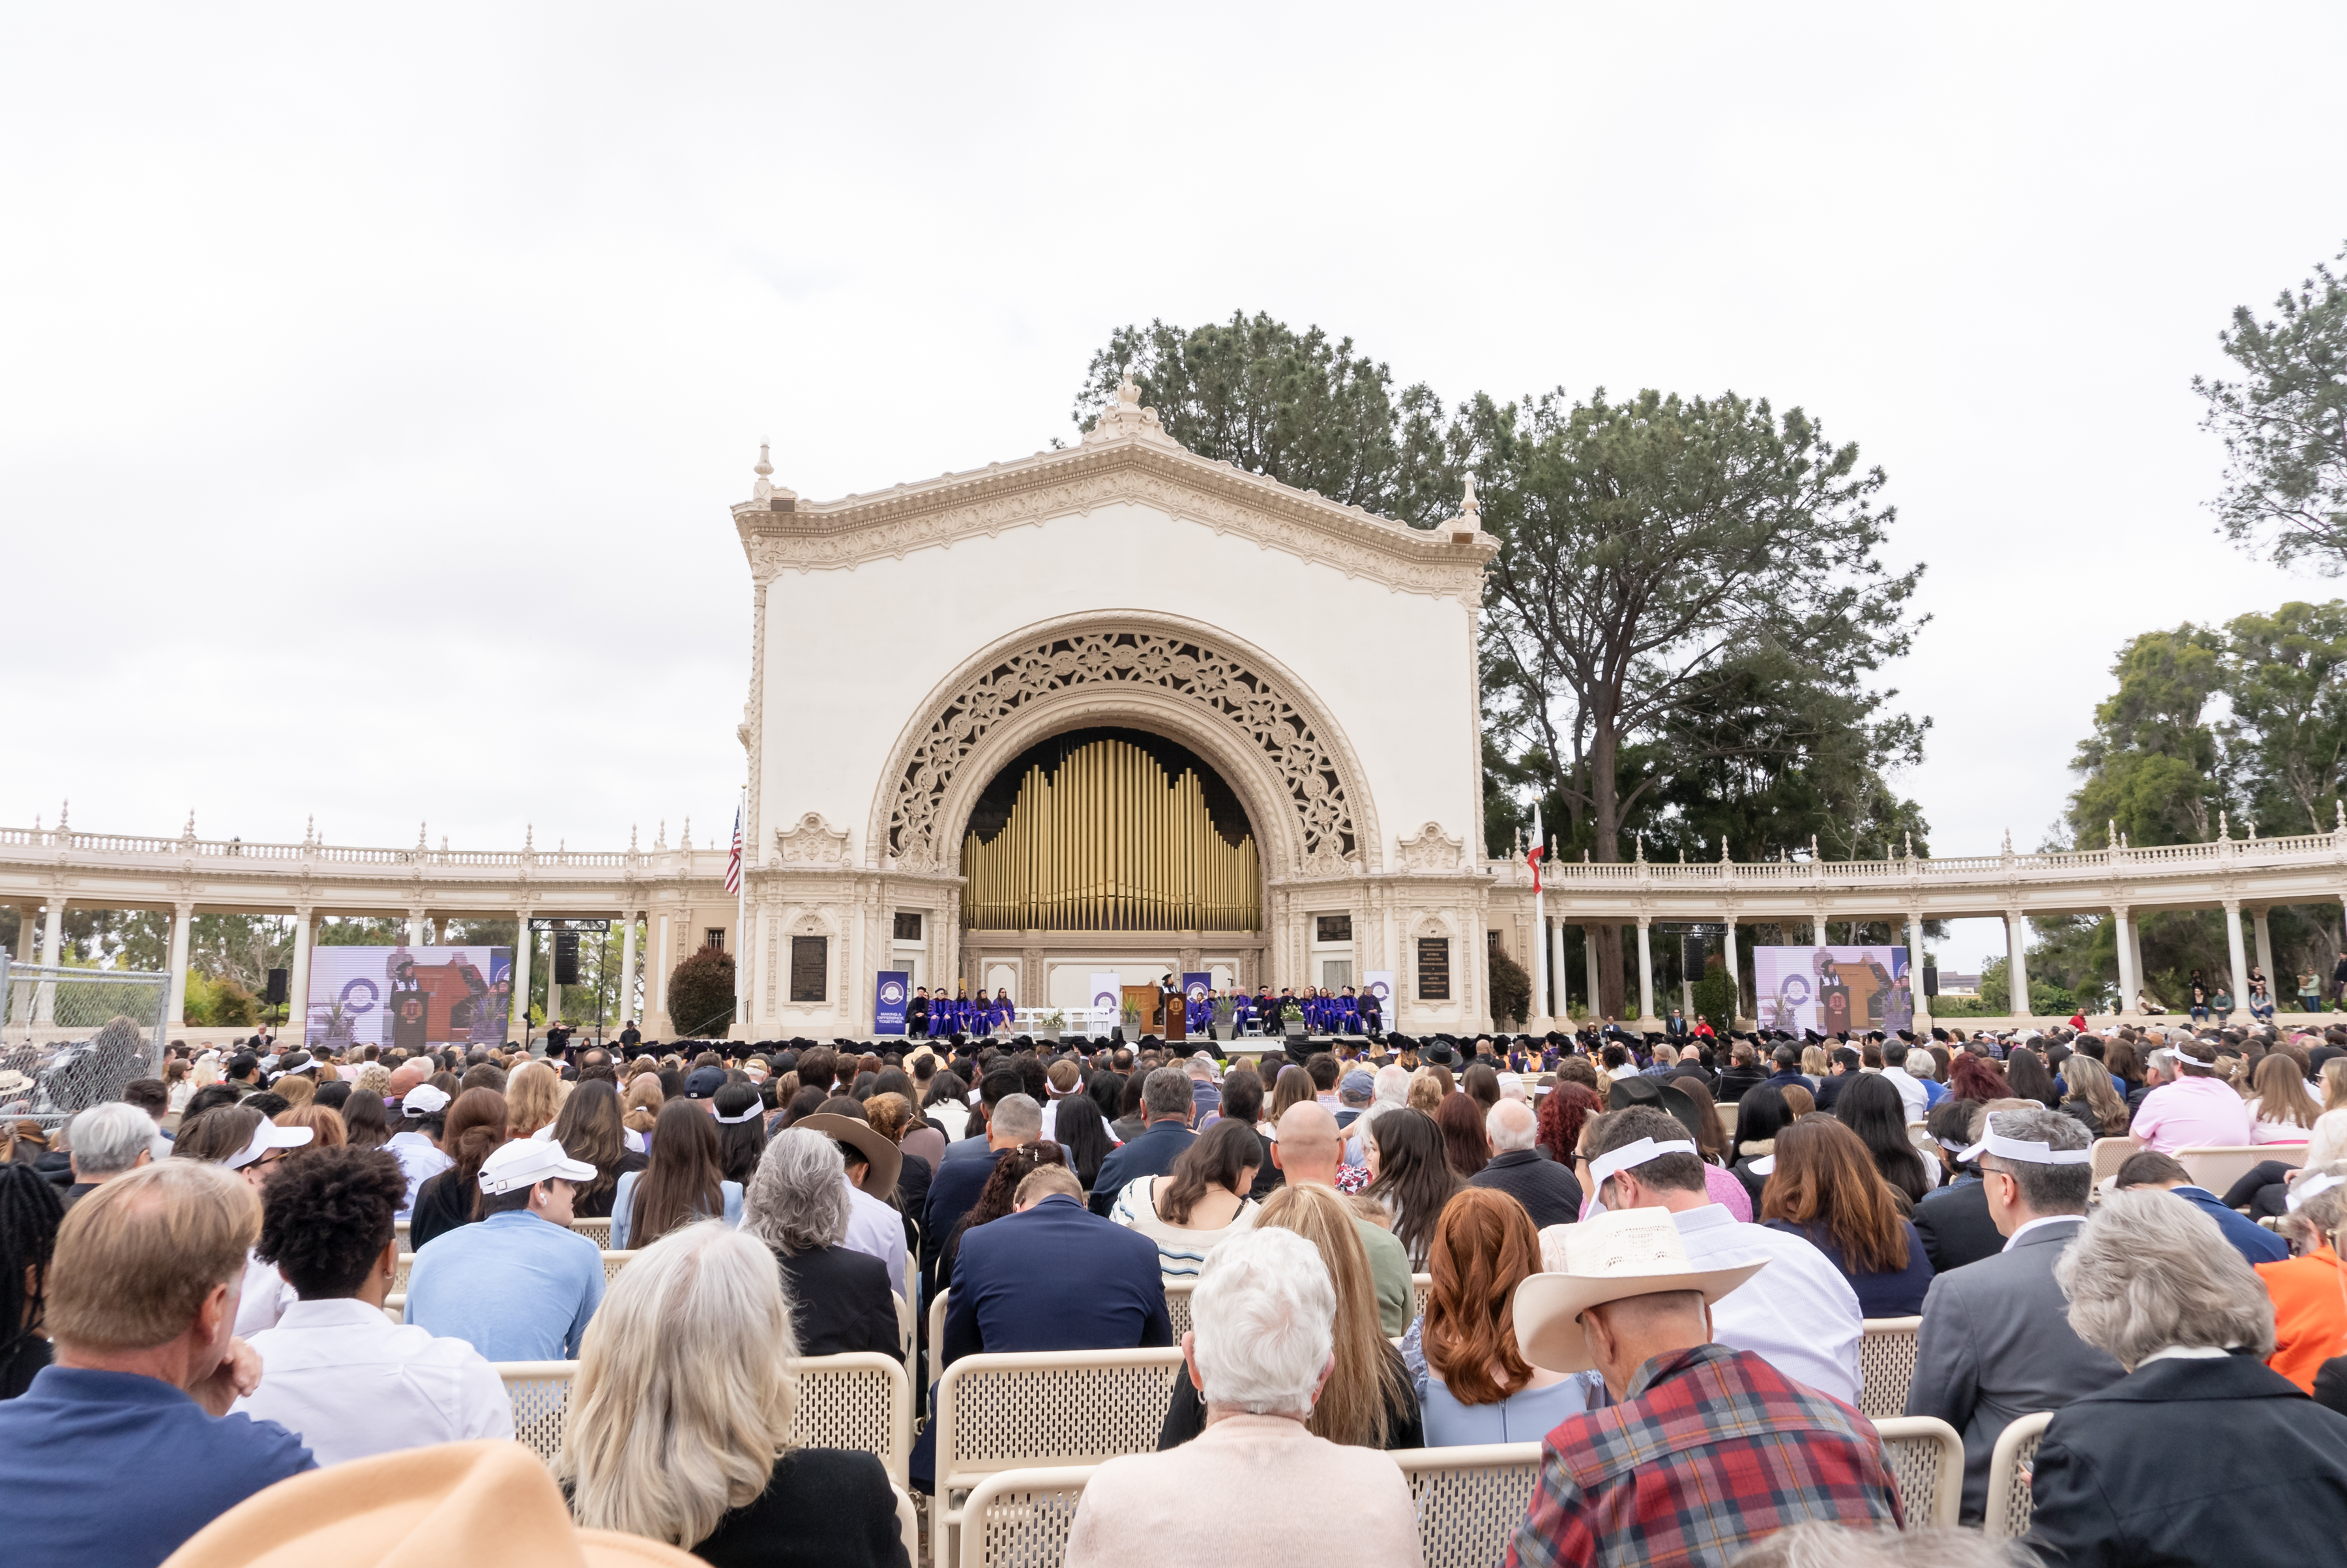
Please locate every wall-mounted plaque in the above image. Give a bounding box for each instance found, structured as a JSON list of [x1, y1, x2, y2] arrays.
[[1416, 937, 1451, 1001], [790, 936, 827, 1003]]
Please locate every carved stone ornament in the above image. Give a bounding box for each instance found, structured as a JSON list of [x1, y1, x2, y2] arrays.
[[1399, 821, 1466, 874], [733, 420, 1496, 600], [886, 630, 1360, 874], [775, 813, 852, 868]]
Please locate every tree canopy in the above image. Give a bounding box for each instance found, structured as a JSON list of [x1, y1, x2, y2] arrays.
[[2195, 241, 2347, 574]]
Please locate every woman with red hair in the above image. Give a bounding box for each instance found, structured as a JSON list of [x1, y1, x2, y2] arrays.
[[1534, 1082, 1603, 1166], [1947, 1051, 2011, 1104], [1411, 1188, 1597, 1445]]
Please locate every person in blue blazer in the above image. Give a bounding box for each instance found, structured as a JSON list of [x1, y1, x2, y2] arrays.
[[2114, 1151, 2288, 1265], [1086, 1067, 1199, 1217]]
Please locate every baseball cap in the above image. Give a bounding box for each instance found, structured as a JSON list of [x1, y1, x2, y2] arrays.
[[683, 1066, 728, 1100], [478, 1137, 598, 1195], [401, 1084, 452, 1117]]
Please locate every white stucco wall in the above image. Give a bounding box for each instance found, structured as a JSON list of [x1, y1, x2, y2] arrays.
[[756, 497, 1479, 871]]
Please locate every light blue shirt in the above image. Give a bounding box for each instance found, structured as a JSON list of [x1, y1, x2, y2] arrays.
[[841, 1178, 909, 1298], [406, 1209, 604, 1361], [1419, 1370, 1599, 1446], [608, 1172, 743, 1250]]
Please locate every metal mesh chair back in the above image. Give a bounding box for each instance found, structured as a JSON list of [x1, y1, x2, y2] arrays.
[[1870, 1415, 1964, 1527], [497, 1362, 576, 1466], [956, 1467, 1093, 1568], [1858, 1317, 1923, 1417], [570, 1216, 612, 1247], [937, 1349, 1183, 1475], [600, 1249, 637, 1282], [1392, 1443, 1543, 1568], [1986, 1410, 2054, 1539], [793, 1352, 913, 1485]]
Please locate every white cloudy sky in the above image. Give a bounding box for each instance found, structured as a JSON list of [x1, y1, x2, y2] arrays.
[[4, 4, 2336, 969]]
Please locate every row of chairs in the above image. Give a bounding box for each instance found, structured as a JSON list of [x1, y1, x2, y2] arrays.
[[2088, 1138, 2303, 1192]]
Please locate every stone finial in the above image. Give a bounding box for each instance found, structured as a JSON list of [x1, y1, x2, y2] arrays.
[[2001, 827, 2013, 854], [630, 823, 640, 852], [2218, 811, 2231, 842], [1460, 475, 1484, 531], [1904, 830, 1914, 860], [525, 823, 535, 852], [441, 836, 449, 851], [681, 817, 692, 850], [58, 800, 69, 835], [1678, 844, 1687, 863], [1810, 834, 1820, 861], [182, 810, 196, 840], [1721, 836, 1732, 863], [417, 821, 428, 851], [657, 820, 668, 850], [752, 442, 774, 503], [1634, 831, 1647, 863], [1117, 366, 1142, 407], [1083, 366, 1172, 447], [2338, 799, 2346, 832], [2109, 819, 2119, 850]]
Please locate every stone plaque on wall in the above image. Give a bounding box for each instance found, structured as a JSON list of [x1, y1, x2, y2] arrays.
[[1416, 937, 1450, 1001], [790, 936, 827, 1003]]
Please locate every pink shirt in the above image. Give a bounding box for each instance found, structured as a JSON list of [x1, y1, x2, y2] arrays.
[[2131, 1076, 2255, 1154]]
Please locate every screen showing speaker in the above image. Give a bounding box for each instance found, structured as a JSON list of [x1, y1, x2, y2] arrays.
[[1750, 945, 1913, 1035], [304, 945, 513, 1048]]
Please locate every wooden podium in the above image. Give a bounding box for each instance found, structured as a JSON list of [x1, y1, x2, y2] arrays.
[[1122, 984, 1184, 1039]]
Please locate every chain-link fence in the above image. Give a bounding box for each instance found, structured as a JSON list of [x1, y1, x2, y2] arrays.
[[1, 953, 171, 1126]]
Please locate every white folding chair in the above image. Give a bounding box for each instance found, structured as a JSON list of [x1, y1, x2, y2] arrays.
[[2177, 1143, 2301, 1196], [1389, 1443, 1544, 1568], [930, 1348, 1182, 1568], [495, 1360, 578, 1466], [1870, 1415, 1963, 1527], [892, 1484, 923, 1568], [1410, 1273, 1434, 1325], [1857, 1317, 1924, 1419], [570, 1215, 612, 1247], [793, 1352, 913, 1487], [954, 1466, 1094, 1568], [1984, 1410, 2055, 1540], [598, 1249, 638, 1283], [1164, 1279, 1195, 1341]]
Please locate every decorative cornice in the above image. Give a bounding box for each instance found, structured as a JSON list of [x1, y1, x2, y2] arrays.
[[733, 432, 1495, 600]]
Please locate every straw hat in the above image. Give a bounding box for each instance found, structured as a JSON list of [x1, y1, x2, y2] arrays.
[[158, 1440, 699, 1567], [1511, 1206, 1766, 1374]]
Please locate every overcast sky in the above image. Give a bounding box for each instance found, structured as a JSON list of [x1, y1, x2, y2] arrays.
[[4, 5, 2335, 969]]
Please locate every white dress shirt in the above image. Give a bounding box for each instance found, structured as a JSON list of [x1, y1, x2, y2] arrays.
[[234, 1250, 299, 1339], [840, 1177, 909, 1299], [1882, 1065, 1932, 1123], [232, 1297, 513, 1466], [1670, 1203, 1864, 1406], [388, 1131, 453, 1219], [2001, 1213, 2080, 1253]]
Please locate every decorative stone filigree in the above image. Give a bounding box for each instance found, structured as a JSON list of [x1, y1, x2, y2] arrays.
[[886, 630, 1359, 874], [1398, 821, 1466, 874], [776, 812, 852, 868]]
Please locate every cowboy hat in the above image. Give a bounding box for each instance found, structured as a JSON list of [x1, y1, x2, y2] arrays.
[[794, 1112, 903, 1200], [158, 1438, 699, 1567], [1513, 1207, 1765, 1374], [1605, 1074, 1705, 1143]]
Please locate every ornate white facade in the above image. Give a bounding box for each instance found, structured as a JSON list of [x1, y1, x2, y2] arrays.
[[730, 376, 1502, 1035]]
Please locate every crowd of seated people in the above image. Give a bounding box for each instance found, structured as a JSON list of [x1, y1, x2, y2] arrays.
[[3, 1013, 2346, 1567]]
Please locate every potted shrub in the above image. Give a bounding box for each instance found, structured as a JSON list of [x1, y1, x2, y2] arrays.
[[1119, 999, 1141, 1042], [1035, 1009, 1066, 1044], [1211, 994, 1235, 1041], [1282, 1001, 1307, 1040]]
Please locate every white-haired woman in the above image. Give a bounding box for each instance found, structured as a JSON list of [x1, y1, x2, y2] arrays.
[[741, 1129, 901, 1361], [1063, 1227, 1421, 1568], [2026, 1189, 2347, 1567], [562, 1221, 906, 1567]]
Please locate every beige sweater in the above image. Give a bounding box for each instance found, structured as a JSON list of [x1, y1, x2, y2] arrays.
[[1064, 1413, 1423, 1568]]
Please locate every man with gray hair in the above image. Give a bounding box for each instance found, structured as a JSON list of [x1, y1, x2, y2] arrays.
[[1063, 1228, 1420, 1568], [1905, 1106, 2124, 1521], [1468, 1097, 1583, 1227], [1087, 1066, 1198, 1216], [922, 1091, 1044, 1292], [61, 1102, 159, 1211]]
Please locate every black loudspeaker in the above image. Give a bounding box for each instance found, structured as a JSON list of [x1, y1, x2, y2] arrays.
[[1681, 934, 1706, 975], [1923, 964, 1940, 998], [263, 968, 288, 1005], [554, 931, 580, 986]]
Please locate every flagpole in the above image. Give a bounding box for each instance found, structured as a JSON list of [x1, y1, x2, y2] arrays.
[[1531, 801, 1548, 1028], [733, 785, 748, 1039]]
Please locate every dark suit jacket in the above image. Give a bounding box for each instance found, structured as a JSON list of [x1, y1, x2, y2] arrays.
[[1904, 1216, 2125, 1520], [1814, 1072, 1853, 1111], [1468, 1148, 1585, 1230], [776, 1244, 902, 1362], [2026, 1354, 2347, 1568], [1086, 1120, 1197, 1216], [1912, 1177, 2005, 1275], [941, 1193, 1171, 1367], [1715, 1063, 1769, 1104], [922, 1144, 1008, 1297]]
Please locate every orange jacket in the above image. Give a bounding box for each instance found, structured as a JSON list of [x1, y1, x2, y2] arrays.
[[2255, 1245, 2345, 1394]]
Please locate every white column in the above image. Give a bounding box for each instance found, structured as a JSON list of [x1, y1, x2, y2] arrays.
[[618, 913, 639, 1026], [406, 908, 426, 947], [655, 913, 672, 1021], [2111, 906, 2137, 1018], [510, 917, 534, 1030], [1635, 916, 1656, 1025], [167, 901, 195, 1028], [2125, 915, 2147, 1011], [1722, 915, 1741, 1023], [1905, 913, 1930, 1031], [2251, 908, 2276, 994], [288, 908, 315, 1045], [1813, 913, 1829, 949], [2224, 902, 2252, 1022], [35, 899, 65, 1024], [1584, 927, 1601, 1022], [1549, 918, 1569, 1022], [2005, 910, 2031, 1020]]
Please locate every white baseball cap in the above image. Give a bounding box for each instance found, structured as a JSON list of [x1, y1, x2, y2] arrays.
[[401, 1084, 452, 1117], [226, 1120, 315, 1171], [479, 1137, 598, 1195]]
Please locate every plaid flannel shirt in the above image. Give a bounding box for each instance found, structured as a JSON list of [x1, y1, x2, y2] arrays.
[[1506, 1342, 1902, 1568]]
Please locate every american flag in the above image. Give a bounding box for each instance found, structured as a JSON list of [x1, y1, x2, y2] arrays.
[[724, 802, 743, 895]]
